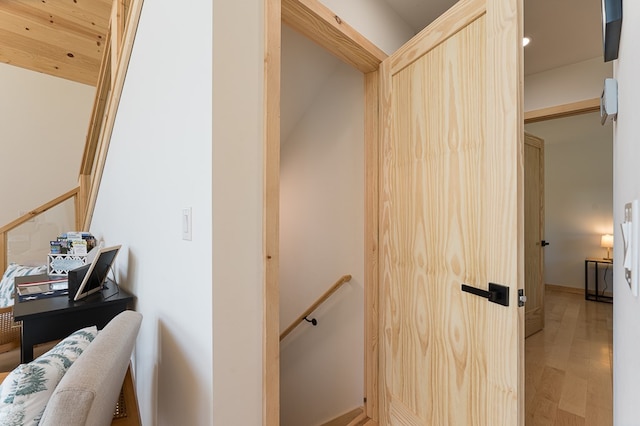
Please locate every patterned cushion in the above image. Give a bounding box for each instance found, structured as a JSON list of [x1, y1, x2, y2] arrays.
[[0, 264, 47, 308], [0, 326, 98, 425]]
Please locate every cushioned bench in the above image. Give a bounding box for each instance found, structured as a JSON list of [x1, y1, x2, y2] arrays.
[[0, 310, 142, 426]]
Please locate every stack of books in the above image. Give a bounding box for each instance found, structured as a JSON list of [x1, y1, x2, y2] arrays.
[[15, 275, 69, 302]]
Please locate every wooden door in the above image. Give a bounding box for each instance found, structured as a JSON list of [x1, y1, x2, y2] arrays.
[[524, 133, 545, 337], [379, 0, 523, 424]]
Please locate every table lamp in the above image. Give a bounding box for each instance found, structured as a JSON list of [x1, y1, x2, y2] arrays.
[[601, 234, 614, 260]]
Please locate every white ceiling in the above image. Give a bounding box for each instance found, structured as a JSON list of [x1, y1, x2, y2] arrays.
[[381, 0, 604, 76]]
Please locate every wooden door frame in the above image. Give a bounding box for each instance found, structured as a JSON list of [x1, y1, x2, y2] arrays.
[[524, 98, 600, 124], [524, 132, 545, 337], [264, 0, 387, 424]]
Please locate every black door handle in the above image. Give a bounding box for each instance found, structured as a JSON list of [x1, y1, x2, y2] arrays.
[[541, 240, 550, 247], [461, 283, 510, 306]]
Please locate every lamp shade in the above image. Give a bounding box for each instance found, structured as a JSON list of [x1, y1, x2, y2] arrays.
[[601, 234, 614, 248]]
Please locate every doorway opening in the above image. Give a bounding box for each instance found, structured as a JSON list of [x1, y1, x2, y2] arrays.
[[524, 108, 614, 424]]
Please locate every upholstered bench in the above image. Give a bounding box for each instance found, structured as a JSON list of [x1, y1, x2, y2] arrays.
[[0, 310, 142, 426]]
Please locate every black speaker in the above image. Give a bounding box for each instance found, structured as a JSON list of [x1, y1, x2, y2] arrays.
[[68, 264, 90, 301]]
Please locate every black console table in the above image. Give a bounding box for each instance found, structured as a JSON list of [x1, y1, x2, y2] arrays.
[[584, 257, 613, 303], [13, 280, 134, 363]]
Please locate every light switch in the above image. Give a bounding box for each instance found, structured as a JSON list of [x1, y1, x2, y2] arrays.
[[182, 208, 192, 241], [622, 200, 639, 296]]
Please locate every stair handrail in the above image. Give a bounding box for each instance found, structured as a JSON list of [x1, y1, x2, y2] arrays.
[[0, 187, 81, 275], [280, 274, 352, 341]]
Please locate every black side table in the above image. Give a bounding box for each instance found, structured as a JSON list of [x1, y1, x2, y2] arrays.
[[584, 257, 613, 303], [13, 280, 134, 363]]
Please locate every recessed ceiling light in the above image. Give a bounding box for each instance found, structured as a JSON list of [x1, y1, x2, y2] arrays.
[[523, 36, 531, 47]]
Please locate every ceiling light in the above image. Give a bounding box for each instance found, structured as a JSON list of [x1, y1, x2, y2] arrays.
[[522, 37, 531, 47]]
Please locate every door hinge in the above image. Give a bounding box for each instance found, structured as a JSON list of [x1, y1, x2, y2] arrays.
[[518, 289, 527, 307]]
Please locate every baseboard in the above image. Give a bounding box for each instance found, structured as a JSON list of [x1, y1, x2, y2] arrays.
[[321, 407, 364, 426], [546, 283, 613, 298], [545, 284, 583, 295]]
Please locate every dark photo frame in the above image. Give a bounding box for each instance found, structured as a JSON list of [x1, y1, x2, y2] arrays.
[[602, 0, 623, 62]]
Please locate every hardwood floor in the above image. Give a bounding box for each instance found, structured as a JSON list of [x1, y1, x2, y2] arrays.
[[526, 287, 613, 425]]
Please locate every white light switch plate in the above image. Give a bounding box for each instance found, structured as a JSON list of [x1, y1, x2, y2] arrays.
[[622, 200, 639, 296], [182, 208, 192, 241]]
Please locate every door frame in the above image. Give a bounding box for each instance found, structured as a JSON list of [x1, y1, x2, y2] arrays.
[[264, 1, 387, 424], [524, 132, 545, 337]]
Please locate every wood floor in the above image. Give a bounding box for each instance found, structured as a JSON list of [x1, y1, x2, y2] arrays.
[[526, 287, 613, 425]]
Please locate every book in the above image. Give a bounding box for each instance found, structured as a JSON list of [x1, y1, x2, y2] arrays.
[[15, 274, 68, 287], [15, 275, 69, 302], [17, 288, 69, 302]]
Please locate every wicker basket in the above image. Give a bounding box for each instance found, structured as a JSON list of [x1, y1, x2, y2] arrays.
[[0, 306, 20, 354]]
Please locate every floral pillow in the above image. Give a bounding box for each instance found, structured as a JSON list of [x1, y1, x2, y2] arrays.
[[0, 264, 47, 308], [0, 325, 98, 425]]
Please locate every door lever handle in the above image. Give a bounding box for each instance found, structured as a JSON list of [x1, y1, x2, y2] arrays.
[[541, 240, 550, 247], [461, 283, 510, 306]]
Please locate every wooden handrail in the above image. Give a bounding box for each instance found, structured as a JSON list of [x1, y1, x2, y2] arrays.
[[0, 187, 81, 276], [0, 187, 79, 234], [280, 274, 352, 341]]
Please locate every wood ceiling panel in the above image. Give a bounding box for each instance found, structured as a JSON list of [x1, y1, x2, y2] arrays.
[[0, 0, 112, 86]]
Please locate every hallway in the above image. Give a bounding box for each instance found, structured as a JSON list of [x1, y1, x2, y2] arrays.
[[526, 287, 613, 425]]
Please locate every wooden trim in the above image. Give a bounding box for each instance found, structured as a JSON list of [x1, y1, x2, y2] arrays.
[[0, 187, 79, 272], [0, 187, 79, 234], [321, 407, 364, 426], [264, 0, 281, 425], [273, 2, 385, 422], [111, 0, 126, 74], [346, 410, 369, 426], [80, 32, 112, 176], [389, 0, 485, 74], [280, 275, 352, 341], [281, 0, 387, 73], [545, 284, 584, 295], [77, 174, 91, 230], [524, 98, 600, 124], [363, 70, 379, 422], [0, 233, 5, 286], [112, 365, 141, 425], [83, 0, 144, 230]]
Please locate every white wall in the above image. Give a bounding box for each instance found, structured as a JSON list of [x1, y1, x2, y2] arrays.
[[613, 1, 640, 423], [89, 0, 216, 424], [0, 63, 93, 264], [525, 113, 613, 290], [280, 46, 364, 425], [524, 56, 612, 112], [212, 0, 265, 424]]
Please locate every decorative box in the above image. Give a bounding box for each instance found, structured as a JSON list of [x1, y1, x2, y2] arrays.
[[47, 253, 88, 276]]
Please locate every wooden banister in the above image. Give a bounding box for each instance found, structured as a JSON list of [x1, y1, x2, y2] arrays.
[[0, 187, 79, 235], [0, 187, 80, 275], [280, 274, 352, 341]]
